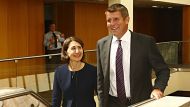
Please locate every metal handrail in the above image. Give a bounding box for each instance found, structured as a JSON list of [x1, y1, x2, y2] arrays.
[[129, 98, 155, 107], [0, 49, 96, 62], [156, 40, 190, 44], [1, 40, 190, 62], [156, 41, 180, 44]]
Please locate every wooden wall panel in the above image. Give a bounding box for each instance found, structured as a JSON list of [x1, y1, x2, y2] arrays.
[[27, 0, 44, 55], [134, 8, 182, 42], [0, 1, 8, 58], [0, 0, 44, 58], [182, 6, 190, 64], [133, 8, 156, 37], [56, 2, 75, 38], [7, 0, 29, 57], [0, 0, 45, 79], [74, 2, 107, 50], [50, 2, 107, 64], [27, 0, 45, 74]]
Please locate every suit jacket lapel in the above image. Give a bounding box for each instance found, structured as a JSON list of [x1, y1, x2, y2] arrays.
[[103, 36, 112, 78], [130, 31, 137, 97], [130, 32, 136, 71]]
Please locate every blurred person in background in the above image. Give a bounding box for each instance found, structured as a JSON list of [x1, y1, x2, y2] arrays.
[[44, 23, 65, 72]]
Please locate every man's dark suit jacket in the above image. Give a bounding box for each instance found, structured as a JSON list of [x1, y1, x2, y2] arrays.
[[96, 31, 170, 107]]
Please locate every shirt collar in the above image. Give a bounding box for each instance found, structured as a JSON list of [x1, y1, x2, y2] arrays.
[[112, 30, 131, 43]]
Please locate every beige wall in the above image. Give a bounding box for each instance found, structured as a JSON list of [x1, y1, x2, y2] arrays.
[[152, 71, 190, 95]]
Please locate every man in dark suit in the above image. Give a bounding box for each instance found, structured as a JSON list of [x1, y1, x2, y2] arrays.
[[96, 3, 170, 107]]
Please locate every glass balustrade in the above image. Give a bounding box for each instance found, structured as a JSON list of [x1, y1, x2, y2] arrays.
[[0, 41, 190, 105]]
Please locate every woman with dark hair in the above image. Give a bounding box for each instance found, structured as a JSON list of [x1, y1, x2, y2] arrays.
[[52, 37, 97, 107]]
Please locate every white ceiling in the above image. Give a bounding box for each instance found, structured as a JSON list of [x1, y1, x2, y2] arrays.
[[45, 0, 186, 8], [134, 0, 184, 8]]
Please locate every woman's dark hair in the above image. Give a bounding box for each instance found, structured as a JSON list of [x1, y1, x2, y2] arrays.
[[61, 36, 85, 63]]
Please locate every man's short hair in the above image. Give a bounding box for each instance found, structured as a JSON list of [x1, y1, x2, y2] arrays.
[[106, 3, 129, 18]]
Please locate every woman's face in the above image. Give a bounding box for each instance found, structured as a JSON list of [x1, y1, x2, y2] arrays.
[[67, 41, 83, 62]]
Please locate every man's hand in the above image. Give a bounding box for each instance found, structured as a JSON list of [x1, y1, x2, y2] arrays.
[[150, 89, 164, 99], [61, 33, 65, 38], [49, 37, 55, 43]]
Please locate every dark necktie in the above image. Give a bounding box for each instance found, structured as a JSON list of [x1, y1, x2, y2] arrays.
[[52, 32, 57, 48], [116, 40, 127, 103]]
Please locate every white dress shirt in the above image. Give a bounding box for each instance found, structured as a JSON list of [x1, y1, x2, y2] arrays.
[[44, 31, 64, 50], [109, 30, 131, 97]]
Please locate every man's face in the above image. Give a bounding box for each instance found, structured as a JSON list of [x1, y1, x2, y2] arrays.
[[49, 24, 56, 32], [105, 11, 129, 38]]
